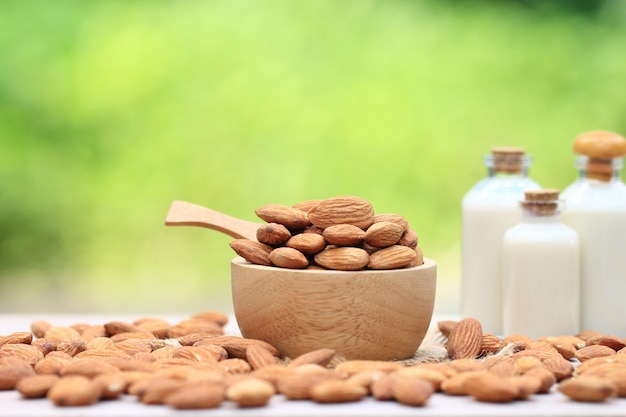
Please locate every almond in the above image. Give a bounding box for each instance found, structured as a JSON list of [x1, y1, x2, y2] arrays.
[[322, 224, 365, 246], [334, 360, 403, 376], [310, 379, 367, 403], [446, 318, 483, 360], [167, 319, 224, 338], [165, 382, 225, 409], [246, 345, 278, 370], [0, 344, 44, 365], [254, 204, 309, 230], [464, 371, 520, 403], [276, 369, 343, 400], [256, 223, 291, 246], [219, 338, 280, 359], [314, 247, 369, 271], [285, 233, 327, 255], [391, 374, 434, 406], [44, 326, 81, 344], [287, 348, 336, 368], [576, 345, 616, 362], [47, 375, 101, 406], [0, 358, 36, 389], [0, 332, 33, 346], [398, 228, 418, 249], [30, 321, 52, 339], [364, 222, 405, 248], [134, 318, 172, 339], [60, 357, 120, 378], [308, 196, 375, 230], [16, 374, 60, 398], [437, 320, 458, 338], [558, 375, 616, 402], [585, 334, 626, 351], [269, 247, 309, 269], [226, 377, 275, 407], [373, 213, 409, 232], [218, 358, 252, 374], [292, 199, 322, 213], [56, 338, 87, 357], [92, 373, 127, 400], [368, 245, 417, 269], [229, 239, 273, 266], [481, 333, 505, 355]]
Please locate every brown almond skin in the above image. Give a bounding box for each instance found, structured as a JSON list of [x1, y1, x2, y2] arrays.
[[391, 375, 434, 406], [558, 375, 616, 402], [576, 345, 616, 362], [373, 213, 409, 232], [364, 222, 405, 248], [256, 223, 291, 246], [0, 332, 33, 347], [585, 334, 626, 351], [308, 196, 375, 230], [227, 378, 276, 407], [322, 224, 366, 246], [311, 379, 368, 403], [165, 382, 225, 409], [16, 374, 60, 398], [229, 239, 273, 266], [368, 245, 417, 270], [446, 318, 483, 360], [285, 233, 327, 255], [269, 247, 309, 269], [398, 229, 418, 249], [464, 372, 520, 403], [314, 247, 369, 271], [255, 204, 309, 229], [47, 376, 101, 406]]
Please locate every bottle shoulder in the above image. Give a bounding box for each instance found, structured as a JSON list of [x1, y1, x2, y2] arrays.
[[562, 179, 626, 209], [504, 219, 578, 240], [463, 177, 540, 203]]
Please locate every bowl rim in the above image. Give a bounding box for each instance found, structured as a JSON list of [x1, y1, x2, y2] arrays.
[[231, 256, 436, 274]]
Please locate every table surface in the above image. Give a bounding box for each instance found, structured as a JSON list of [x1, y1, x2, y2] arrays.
[[2, 313, 626, 417]]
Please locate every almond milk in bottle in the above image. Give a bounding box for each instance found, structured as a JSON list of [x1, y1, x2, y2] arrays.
[[502, 189, 580, 339], [561, 130, 626, 335], [461, 147, 540, 334]]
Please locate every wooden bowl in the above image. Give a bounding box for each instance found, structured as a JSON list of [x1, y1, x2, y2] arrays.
[[230, 257, 437, 361]]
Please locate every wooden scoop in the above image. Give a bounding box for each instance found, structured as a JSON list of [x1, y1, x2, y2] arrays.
[[164, 200, 261, 241]]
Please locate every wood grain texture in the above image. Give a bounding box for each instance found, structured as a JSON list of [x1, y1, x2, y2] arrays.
[[231, 258, 436, 361], [165, 200, 261, 241]]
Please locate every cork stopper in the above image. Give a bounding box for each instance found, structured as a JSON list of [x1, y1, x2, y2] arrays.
[[491, 147, 526, 173], [573, 131, 626, 181], [521, 189, 560, 216]]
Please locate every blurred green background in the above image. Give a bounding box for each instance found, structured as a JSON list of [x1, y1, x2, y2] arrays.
[[1, 0, 625, 315]]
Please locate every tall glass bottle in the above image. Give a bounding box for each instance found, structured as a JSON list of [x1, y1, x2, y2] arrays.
[[561, 131, 626, 334], [502, 189, 580, 339], [461, 147, 540, 334]]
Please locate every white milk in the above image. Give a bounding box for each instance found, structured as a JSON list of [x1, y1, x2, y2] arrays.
[[562, 168, 626, 334], [502, 192, 580, 339], [461, 148, 540, 334]]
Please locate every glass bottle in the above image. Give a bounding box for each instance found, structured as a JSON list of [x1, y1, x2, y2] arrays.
[[561, 130, 626, 335], [461, 147, 540, 334], [502, 189, 580, 339]]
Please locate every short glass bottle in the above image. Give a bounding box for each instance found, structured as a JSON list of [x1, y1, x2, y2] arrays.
[[461, 147, 540, 334], [502, 189, 580, 339], [561, 131, 626, 334]]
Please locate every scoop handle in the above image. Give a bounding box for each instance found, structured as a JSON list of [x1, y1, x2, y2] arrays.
[[165, 200, 260, 241]]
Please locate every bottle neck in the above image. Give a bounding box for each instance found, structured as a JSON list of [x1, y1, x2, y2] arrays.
[[520, 200, 562, 221], [575, 156, 623, 182], [485, 154, 532, 178]]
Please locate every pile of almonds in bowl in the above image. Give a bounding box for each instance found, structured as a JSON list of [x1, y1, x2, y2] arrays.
[[229, 195, 424, 270], [1, 312, 626, 410]]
